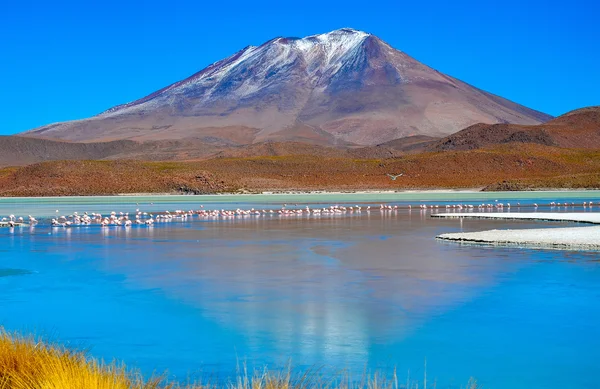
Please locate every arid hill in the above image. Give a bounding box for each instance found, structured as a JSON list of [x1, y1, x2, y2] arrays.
[[355, 135, 440, 157], [0, 136, 137, 166], [0, 135, 438, 167], [431, 106, 600, 151], [22, 28, 549, 146], [209, 136, 439, 159], [0, 136, 228, 166], [2, 105, 599, 195], [1, 106, 597, 173], [2, 143, 599, 196]]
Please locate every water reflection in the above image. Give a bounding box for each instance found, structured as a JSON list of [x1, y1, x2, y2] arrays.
[[43, 214, 549, 360], [1, 209, 599, 388]]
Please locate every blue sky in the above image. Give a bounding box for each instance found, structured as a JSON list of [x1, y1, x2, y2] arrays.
[[2, 0, 598, 135]]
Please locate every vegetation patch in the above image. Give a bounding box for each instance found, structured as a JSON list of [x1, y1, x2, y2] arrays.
[[0, 329, 481, 389]]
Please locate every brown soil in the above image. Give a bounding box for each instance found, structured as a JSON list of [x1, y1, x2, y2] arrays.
[[1, 144, 599, 196], [2, 107, 598, 196], [0, 161, 236, 197], [430, 106, 600, 151], [0, 137, 438, 168]]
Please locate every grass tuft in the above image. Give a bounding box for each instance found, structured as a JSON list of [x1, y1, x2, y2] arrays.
[[0, 329, 481, 389], [0, 328, 162, 389]]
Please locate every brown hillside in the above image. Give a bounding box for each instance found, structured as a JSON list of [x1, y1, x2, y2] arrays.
[[210, 137, 439, 160], [548, 106, 600, 126], [0, 160, 235, 196], [2, 144, 600, 196], [0, 136, 140, 166], [0, 136, 441, 167], [430, 106, 600, 151], [0, 136, 230, 166], [211, 142, 350, 159]]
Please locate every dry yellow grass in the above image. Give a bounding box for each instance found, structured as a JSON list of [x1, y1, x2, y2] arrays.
[[0, 328, 162, 389], [0, 329, 482, 389]]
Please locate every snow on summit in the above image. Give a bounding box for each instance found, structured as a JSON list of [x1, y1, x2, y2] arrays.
[[291, 28, 370, 66]]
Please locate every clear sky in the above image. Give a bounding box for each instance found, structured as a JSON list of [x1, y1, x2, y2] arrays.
[[2, 0, 598, 135]]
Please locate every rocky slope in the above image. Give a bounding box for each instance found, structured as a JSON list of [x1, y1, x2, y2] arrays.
[[2, 144, 599, 196], [0, 135, 433, 167], [0, 136, 223, 166], [430, 106, 600, 151]]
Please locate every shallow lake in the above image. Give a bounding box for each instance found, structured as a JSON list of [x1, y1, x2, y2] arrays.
[[1, 192, 600, 389]]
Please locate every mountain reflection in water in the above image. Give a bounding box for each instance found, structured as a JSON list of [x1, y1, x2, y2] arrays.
[[1, 208, 599, 389]]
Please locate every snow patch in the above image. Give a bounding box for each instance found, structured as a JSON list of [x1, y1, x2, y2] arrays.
[[435, 212, 600, 251], [102, 29, 373, 116]]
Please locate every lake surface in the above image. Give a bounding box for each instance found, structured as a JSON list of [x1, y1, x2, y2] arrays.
[[1, 192, 600, 389]]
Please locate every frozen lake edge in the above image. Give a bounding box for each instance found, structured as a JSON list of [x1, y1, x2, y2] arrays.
[[435, 213, 600, 250]]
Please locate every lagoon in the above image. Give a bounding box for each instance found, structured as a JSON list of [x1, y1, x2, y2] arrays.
[[1, 192, 600, 388]]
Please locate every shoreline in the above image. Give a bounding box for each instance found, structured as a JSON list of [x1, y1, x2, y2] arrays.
[[435, 212, 600, 251], [1, 188, 600, 201], [432, 212, 600, 225], [1, 328, 473, 389], [437, 226, 600, 251]]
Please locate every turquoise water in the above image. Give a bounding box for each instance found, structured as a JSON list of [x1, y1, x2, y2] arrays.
[[1, 193, 600, 388], [1, 190, 600, 218]]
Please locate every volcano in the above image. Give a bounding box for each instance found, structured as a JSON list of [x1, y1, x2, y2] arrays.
[[24, 28, 551, 145]]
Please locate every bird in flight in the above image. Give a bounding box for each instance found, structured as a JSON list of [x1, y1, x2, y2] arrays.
[[387, 173, 404, 180]]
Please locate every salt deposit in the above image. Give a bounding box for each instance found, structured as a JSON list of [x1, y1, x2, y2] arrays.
[[434, 212, 600, 250], [432, 212, 600, 224]]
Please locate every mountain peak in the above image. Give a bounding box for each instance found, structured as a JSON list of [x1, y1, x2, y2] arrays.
[[24, 29, 552, 146], [305, 27, 370, 39], [278, 28, 369, 40], [272, 28, 371, 56]]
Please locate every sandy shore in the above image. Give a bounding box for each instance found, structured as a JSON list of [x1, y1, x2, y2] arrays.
[[435, 212, 600, 250], [117, 189, 487, 196]]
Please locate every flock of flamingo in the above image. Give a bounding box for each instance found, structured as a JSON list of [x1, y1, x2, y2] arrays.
[[0, 200, 597, 228]]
